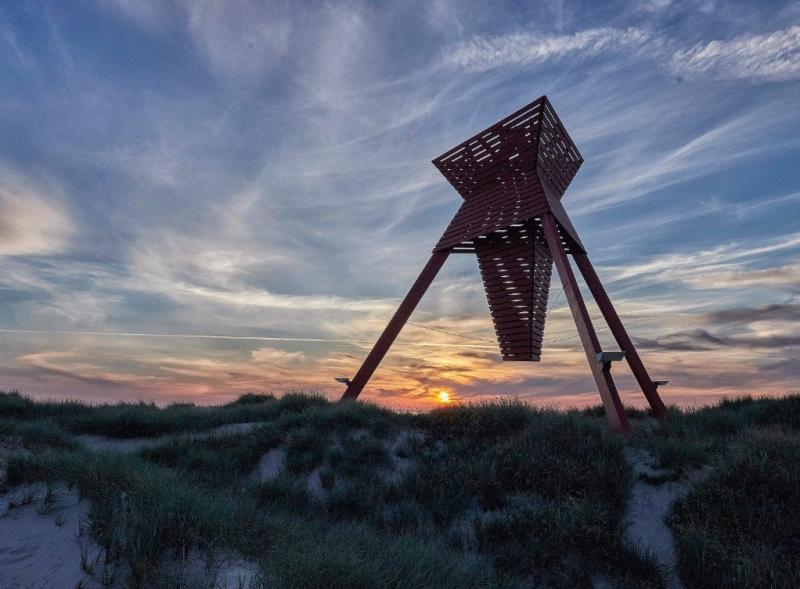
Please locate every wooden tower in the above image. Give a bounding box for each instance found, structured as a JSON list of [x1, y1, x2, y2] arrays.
[[340, 96, 666, 432]]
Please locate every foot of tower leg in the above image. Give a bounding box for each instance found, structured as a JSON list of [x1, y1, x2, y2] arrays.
[[341, 251, 449, 401], [573, 253, 667, 420], [541, 214, 630, 433]]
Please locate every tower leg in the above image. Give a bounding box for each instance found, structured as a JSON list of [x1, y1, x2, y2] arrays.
[[342, 251, 449, 400], [541, 214, 630, 433], [573, 253, 667, 420]]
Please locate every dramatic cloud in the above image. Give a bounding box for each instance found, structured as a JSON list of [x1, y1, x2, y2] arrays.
[[0, 1, 798, 407]]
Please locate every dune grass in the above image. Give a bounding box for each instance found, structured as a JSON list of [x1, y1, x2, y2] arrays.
[[0, 390, 326, 438], [1, 390, 798, 588], [648, 397, 800, 589]]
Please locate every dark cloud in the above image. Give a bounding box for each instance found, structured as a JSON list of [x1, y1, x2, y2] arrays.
[[758, 358, 800, 378], [638, 328, 800, 352], [634, 329, 726, 352], [705, 303, 800, 325]]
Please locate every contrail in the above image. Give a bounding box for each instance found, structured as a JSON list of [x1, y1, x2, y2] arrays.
[[0, 328, 496, 350]]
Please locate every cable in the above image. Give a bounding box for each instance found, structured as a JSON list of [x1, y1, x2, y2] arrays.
[[407, 322, 495, 343], [547, 285, 566, 314], [0, 328, 495, 349]]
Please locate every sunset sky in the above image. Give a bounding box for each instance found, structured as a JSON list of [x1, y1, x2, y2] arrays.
[[1, 1, 798, 409]]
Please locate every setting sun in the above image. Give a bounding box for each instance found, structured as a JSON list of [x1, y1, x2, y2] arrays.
[[436, 390, 452, 404]]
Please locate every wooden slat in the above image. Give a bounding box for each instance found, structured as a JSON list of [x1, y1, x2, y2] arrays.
[[474, 224, 552, 360]]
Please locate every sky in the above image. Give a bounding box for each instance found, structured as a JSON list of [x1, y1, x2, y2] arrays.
[[0, 0, 799, 410]]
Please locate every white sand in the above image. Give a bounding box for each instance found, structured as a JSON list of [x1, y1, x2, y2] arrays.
[[1, 440, 262, 588], [161, 549, 260, 588], [254, 448, 286, 482], [0, 483, 108, 589], [0, 482, 261, 588], [623, 448, 712, 589]]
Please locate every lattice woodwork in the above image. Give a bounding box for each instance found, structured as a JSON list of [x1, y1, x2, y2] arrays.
[[429, 96, 589, 360], [432, 96, 584, 253], [474, 222, 552, 360]]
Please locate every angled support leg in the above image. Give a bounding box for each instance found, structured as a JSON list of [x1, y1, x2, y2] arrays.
[[341, 251, 450, 400], [541, 214, 630, 433], [573, 253, 667, 420]]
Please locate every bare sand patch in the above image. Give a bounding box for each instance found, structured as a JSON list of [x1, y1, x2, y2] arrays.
[[379, 429, 425, 485], [160, 549, 260, 588], [624, 448, 712, 589], [253, 447, 286, 482], [0, 482, 262, 588], [0, 483, 109, 589]]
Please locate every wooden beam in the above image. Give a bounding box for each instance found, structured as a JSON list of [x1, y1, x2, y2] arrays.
[[573, 253, 667, 420], [341, 251, 449, 400], [541, 214, 630, 433]]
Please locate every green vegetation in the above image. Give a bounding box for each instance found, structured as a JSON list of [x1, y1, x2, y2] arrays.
[[1, 390, 798, 588], [0, 390, 325, 438], [650, 397, 800, 589]]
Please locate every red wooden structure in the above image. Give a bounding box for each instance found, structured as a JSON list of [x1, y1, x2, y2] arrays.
[[341, 96, 666, 432]]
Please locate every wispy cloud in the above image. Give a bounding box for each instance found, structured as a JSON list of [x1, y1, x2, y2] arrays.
[[606, 232, 800, 288], [441, 23, 800, 84], [0, 170, 74, 256], [569, 97, 798, 213], [185, 0, 292, 83], [670, 25, 800, 82], [1, 1, 798, 407], [439, 27, 659, 72]]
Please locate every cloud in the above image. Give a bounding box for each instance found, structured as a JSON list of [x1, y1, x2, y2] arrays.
[[129, 236, 398, 314], [439, 27, 658, 72], [441, 23, 800, 84], [18, 349, 166, 388], [567, 93, 799, 214], [105, 0, 292, 83], [705, 303, 800, 325], [0, 171, 74, 256], [102, 0, 170, 28], [2, 2, 799, 408], [642, 328, 800, 351], [606, 232, 800, 289], [17, 291, 123, 328], [670, 25, 800, 82], [641, 0, 674, 12], [250, 347, 305, 364], [185, 0, 292, 82], [685, 265, 800, 292]]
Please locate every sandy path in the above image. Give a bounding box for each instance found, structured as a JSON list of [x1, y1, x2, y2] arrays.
[[624, 448, 711, 589]]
